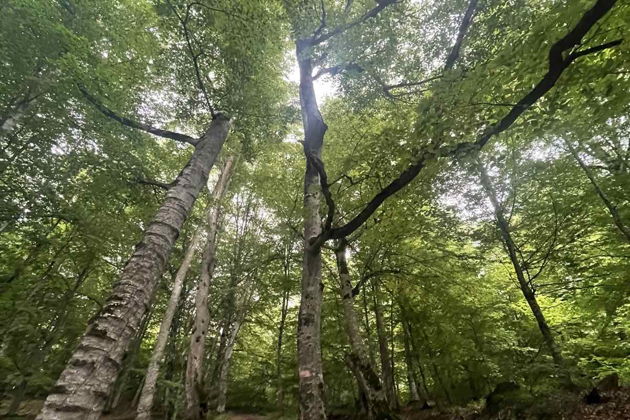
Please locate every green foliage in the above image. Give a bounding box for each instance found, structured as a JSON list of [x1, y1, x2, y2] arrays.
[[1, 0, 629, 417]]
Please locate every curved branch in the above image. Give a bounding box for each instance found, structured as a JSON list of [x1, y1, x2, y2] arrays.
[[78, 84, 198, 145], [328, 0, 620, 240]]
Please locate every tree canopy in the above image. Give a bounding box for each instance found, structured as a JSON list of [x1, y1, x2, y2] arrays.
[[1, 0, 629, 419]]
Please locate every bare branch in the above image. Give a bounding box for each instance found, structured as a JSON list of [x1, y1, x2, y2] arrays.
[[78, 84, 198, 145], [444, 0, 478, 71]]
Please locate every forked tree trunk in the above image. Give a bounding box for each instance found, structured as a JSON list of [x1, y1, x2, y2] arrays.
[[477, 161, 565, 367], [335, 241, 390, 419], [372, 282, 397, 409], [136, 229, 202, 420], [37, 115, 230, 419], [185, 156, 236, 420], [296, 43, 327, 419]]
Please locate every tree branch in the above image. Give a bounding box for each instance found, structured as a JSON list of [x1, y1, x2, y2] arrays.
[[78, 84, 198, 145], [306, 153, 336, 237], [169, 1, 217, 118], [311, 0, 397, 45], [134, 178, 173, 190], [313, 63, 363, 80], [352, 268, 401, 297], [328, 0, 620, 240], [444, 0, 479, 71]]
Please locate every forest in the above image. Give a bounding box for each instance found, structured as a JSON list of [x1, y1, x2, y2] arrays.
[[1, 0, 629, 419]]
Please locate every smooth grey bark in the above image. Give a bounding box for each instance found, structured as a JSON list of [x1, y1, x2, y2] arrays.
[[477, 161, 565, 367], [372, 282, 397, 410], [38, 115, 230, 420], [565, 140, 630, 242], [185, 155, 236, 420], [335, 240, 390, 419], [136, 229, 202, 420]]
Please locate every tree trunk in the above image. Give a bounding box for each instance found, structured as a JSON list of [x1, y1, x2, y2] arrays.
[[185, 155, 236, 420], [0, 94, 36, 135], [362, 288, 377, 368], [477, 160, 565, 367], [372, 282, 397, 410], [38, 115, 230, 420], [335, 240, 390, 419], [402, 316, 430, 400], [402, 322, 421, 402], [216, 319, 241, 413], [565, 140, 630, 242], [136, 229, 202, 420], [106, 302, 154, 414], [277, 248, 290, 412], [296, 41, 327, 420]]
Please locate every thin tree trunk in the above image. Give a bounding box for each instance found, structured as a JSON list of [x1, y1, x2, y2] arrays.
[[215, 319, 241, 413], [185, 156, 236, 420], [401, 316, 430, 400], [402, 322, 421, 402], [277, 276, 290, 412], [372, 282, 397, 410], [136, 229, 202, 420], [362, 287, 377, 368], [335, 240, 390, 419], [296, 43, 327, 420], [38, 115, 230, 419], [565, 140, 630, 242], [419, 327, 452, 404], [477, 160, 565, 367]]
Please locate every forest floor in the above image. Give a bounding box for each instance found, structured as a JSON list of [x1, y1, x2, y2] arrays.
[[1, 388, 629, 420]]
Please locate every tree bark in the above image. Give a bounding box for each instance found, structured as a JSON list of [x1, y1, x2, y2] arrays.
[[401, 316, 430, 400], [185, 155, 236, 420], [136, 229, 202, 420], [335, 240, 390, 419], [215, 318, 241, 413], [402, 322, 421, 402], [477, 160, 565, 367], [277, 245, 291, 412], [372, 282, 397, 409], [38, 115, 230, 420], [565, 140, 630, 242], [296, 41, 327, 420]]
